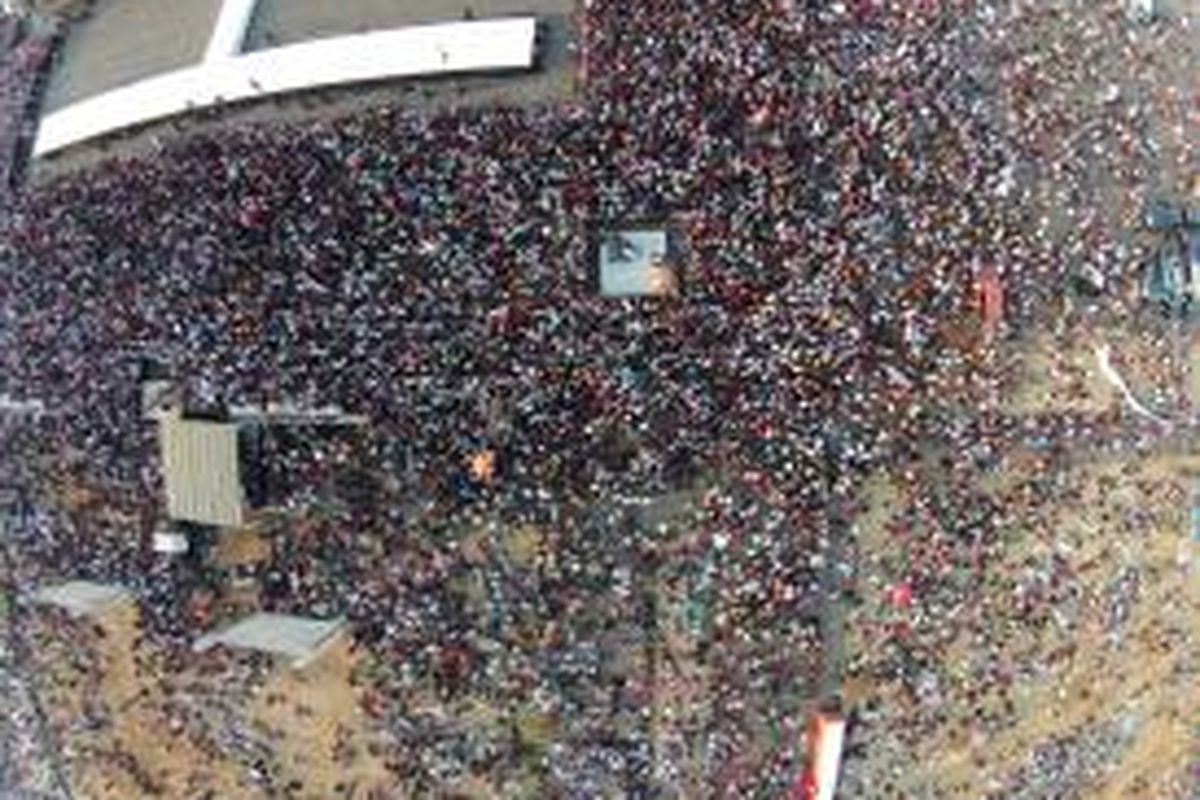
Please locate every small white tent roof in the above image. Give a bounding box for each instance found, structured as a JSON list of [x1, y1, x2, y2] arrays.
[[33, 580, 132, 619], [193, 613, 344, 667]]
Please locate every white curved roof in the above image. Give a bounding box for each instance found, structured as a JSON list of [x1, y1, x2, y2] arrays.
[[35, 17, 538, 156]]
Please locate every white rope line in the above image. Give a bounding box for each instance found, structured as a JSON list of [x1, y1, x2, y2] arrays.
[[1094, 344, 1172, 426]]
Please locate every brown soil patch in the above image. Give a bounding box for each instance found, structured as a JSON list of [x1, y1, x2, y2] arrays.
[[846, 451, 1199, 798], [33, 603, 258, 800], [247, 640, 394, 800]]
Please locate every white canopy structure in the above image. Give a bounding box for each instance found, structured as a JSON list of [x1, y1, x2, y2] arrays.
[[193, 613, 345, 668], [33, 580, 132, 619], [1125, 0, 1163, 21], [35, 17, 538, 156], [598, 229, 677, 298]]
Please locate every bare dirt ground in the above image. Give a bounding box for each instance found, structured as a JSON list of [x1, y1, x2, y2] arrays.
[[29, 602, 257, 800], [29, 602, 401, 800], [1000, 315, 1187, 420], [842, 315, 1199, 798], [243, 639, 396, 800]]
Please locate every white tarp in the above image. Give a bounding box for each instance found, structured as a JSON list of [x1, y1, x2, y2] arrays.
[[35, 17, 538, 156], [227, 401, 368, 426], [142, 380, 174, 421], [194, 613, 345, 667], [813, 715, 846, 800], [152, 531, 190, 554], [33, 581, 132, 618]]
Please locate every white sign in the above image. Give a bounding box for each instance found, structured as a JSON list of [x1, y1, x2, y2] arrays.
[[153, 531, 190, 554]]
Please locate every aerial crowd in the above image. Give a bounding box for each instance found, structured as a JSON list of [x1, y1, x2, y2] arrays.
[[0, 0, 1194, 797]]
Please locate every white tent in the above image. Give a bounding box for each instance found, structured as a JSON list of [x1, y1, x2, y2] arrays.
[[33, 580, 132, 619], [193, 613, 345, 668]]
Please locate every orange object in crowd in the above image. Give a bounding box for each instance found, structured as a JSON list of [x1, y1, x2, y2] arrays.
[[468, 449, 496, 483]]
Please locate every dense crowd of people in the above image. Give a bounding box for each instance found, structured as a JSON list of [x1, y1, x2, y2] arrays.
[[0, 0, 1195, 797]]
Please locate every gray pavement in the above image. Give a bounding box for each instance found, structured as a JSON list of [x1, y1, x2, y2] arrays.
[[41, 0, 221, 111]]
